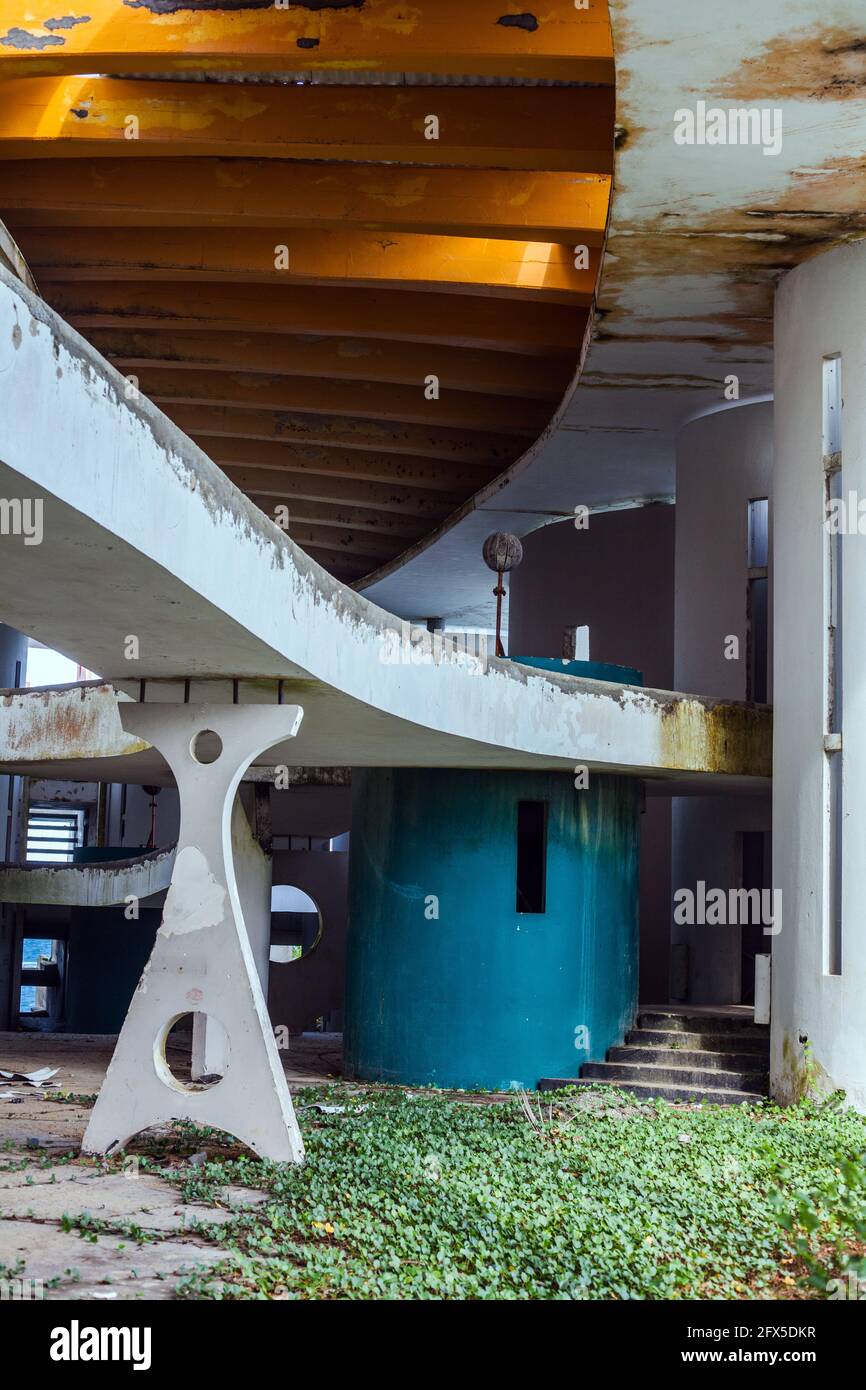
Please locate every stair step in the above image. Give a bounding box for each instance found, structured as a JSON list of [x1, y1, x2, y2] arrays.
[[537, 1077, 761, 1106], [638, 1010, 768, 1037], [581, 1060, 767, 1094], [610, 1044, 769, 1072], [628, 1027, 769, 1054]]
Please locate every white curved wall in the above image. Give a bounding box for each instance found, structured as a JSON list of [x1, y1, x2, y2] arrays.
[[675, 403, 773, 703], [672, 403, 773, 1005], [774, 241, 866, 1110]]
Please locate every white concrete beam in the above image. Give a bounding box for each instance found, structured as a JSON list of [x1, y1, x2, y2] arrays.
[[0, 269, 769, 784], [0, 847, 173, 906]]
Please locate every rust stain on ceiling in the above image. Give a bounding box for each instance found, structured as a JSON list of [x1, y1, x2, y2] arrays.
[[716, 25, 866, 102]]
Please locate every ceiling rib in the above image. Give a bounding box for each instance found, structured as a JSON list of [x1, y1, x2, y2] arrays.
[[0, 2, 615, 82]]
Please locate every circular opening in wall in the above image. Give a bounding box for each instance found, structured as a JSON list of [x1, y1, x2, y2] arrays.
[[191, 729, 222, 764], [270, 884, 322, 963], [156, 1011, 228, 1091]]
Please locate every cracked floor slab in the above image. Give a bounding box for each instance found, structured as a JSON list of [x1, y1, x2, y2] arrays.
[[0, 1217, 228, 1300], [0, 1030, 342, 1299], [0, 1170, 267, 1232]]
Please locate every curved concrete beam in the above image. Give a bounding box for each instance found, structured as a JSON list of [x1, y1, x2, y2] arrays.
[[0, 269, 768, 783], [0, 682, 142, 761], [0, 846, 174, 907], [0, 220, 36, 295]]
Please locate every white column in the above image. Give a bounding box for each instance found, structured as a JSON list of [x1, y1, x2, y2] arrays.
[[82, 702, 305, 1162], [773, 241, 866, 1111]]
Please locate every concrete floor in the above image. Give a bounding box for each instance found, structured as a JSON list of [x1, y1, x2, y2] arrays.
[[0, 1031, 341, 1301]]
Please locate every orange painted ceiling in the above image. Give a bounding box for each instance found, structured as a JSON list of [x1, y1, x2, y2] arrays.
[[0, 1, 614, 583]]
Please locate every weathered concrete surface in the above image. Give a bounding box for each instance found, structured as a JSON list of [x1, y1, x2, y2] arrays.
[[0, 217, 36, 293], [0, 846, 174, 905], [364, 0, 866, 625], [0, 682, 146, 766], [0, 680, 770, 789], [0, 1219, 227, 1301], [0, 1168, 266, 1232], [0, 1031, 340, 1299], [0, 277, 768, 785]]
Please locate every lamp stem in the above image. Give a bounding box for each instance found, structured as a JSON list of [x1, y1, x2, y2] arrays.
[[494, 570, 506, 658]]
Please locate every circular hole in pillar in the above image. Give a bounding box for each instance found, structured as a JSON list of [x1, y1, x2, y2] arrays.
[[157, 1011, 228, 1092], [191, 729, 222, 764], [270, 884, 323, 964]]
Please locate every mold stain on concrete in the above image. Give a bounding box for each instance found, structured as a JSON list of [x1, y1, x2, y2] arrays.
[[659, 696, 771, 777], [779, 1032, 839, 1105]]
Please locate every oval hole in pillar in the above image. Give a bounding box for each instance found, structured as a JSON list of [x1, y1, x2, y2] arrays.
[[191, 729, 222, 764], [159, 1011, 227, 1091], [270, 885, 323, 963]]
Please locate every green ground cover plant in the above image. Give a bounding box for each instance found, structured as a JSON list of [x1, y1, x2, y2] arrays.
[[104, 1084, 866, 1300]]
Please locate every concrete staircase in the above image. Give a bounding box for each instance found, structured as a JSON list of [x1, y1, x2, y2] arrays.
[[538, 1008, 770, 1104]]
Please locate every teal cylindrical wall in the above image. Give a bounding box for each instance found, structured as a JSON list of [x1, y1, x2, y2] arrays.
[[344, 768, 640, 1090]]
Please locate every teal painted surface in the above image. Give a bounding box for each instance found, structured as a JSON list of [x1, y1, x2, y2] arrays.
[[511, 655, 643, 686], [345, 768, 640, 1090], [63, 849, 161, 1033], [64, 907, 160, 1034]]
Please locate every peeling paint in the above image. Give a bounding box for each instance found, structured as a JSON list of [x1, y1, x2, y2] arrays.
[[123, 0, 363, 11], [0, 27, 65, 50], [497, 13, 538, 33], [43, 15, 92, 30], [159, 845, 226, 936]]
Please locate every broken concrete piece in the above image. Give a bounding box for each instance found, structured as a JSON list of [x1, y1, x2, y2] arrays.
[[0, 1065, 59, 1086]]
